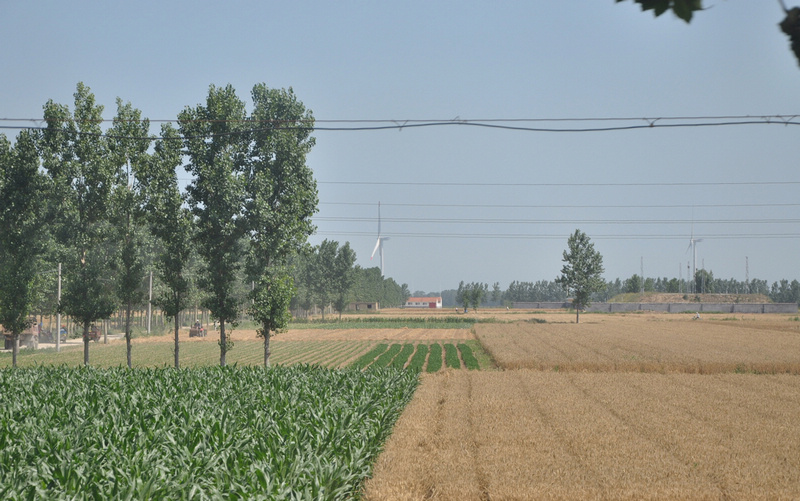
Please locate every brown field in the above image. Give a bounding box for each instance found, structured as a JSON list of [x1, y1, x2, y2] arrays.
[[363, 370, 800, 500], [476, 314, 800, 373], [362, 312, 800, 499]]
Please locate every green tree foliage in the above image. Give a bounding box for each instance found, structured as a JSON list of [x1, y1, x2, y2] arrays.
[[624, 274, 643, 294], [694, 268, 714, 294], [618, 0, 800, 69], [248, 271, 295, 366], [502, 280, 567, 304], [243, 84, 318, 365], [331, 242, 357, 320], [138, 124, 195, 368], [0, 130, 47, 367], [347, 266, 408, 309], [616, 0, 702, 22], [456, 281, 489, 311], [179, 84, 249, 367], [38, 83, 117, 365], [556, 229, 605, 323], [107, 98, 151, 368]]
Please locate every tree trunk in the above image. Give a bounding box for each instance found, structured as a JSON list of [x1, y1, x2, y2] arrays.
[[263, 326, 271, 367], [576, 306, 580, 324], [83, 322, 90, 366], [174, 312, 180, 369], [125, 301, 132, 368], [219, 320, 226, 367], [12, 333, 18, 368]]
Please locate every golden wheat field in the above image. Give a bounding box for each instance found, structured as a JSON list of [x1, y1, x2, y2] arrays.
[[363, 370, 800, 500], [476, 314, 800, 373], [362, 313, 800, 499]]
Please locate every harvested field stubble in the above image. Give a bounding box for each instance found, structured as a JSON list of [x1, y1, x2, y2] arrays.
[[476, 317, 800, 373], [362, 371, 800, 500]]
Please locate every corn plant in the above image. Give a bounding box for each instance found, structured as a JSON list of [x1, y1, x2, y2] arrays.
[[0, 365, 418, 499]]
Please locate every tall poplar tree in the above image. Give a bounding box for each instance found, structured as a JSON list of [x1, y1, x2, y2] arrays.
[[0, 131, 47, 367], [139, 124, 194, 368], [39, 83, 117, 365], [244, 84, 317, 366], [108, 98, 151, 368], [179, 84, 248, 367]]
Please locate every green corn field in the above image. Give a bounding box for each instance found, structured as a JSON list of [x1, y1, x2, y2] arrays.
[[0, 365, 419, 499]]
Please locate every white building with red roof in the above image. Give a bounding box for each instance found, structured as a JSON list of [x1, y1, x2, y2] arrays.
[[404, 297, 442, 308]]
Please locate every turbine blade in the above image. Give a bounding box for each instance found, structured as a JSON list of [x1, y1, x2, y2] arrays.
[[370, 238, 380, 259]]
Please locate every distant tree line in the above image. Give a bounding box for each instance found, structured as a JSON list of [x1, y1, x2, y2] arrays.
[[289, 239, 410, 319], [432, 272, 800, 308]]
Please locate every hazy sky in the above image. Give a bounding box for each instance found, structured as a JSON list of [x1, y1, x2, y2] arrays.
[[2, 1, 798, 293]]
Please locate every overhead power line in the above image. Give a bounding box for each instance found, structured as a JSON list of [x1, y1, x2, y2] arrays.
[[321, 201, 800, 209], [2, 114, 800, 139], [314, 216, 800, 225], [315, 230, 800, 240], [317, 180, 800, 187]]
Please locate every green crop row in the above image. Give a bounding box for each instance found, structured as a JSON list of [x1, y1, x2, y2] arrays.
[[351, 344, 390, 369], [289, 316, 485, 329], [372, 344, 403, 367], [457, 343, 480, 370], [426, 344, 443, 372], [444, 343, 460, 369], [0, 365, 419, 499], [353, 342, 495, 372], [406, 344, 429, 372], [390, 344, 416, 369]]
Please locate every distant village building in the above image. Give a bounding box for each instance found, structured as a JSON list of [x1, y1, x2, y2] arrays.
[[404, 297, 443, 309], [349, 301, 379, 312]]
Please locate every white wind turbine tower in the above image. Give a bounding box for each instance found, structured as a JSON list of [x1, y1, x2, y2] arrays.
[[370, 202, 390, 276]]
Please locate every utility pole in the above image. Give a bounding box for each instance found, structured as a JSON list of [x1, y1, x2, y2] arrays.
[[746, 256, 750, 293], [56, 263, 61, 352], [640, 257, 644, 294], [147, 271, 153, 335]]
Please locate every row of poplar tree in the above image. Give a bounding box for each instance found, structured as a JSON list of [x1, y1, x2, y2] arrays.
[[0, 82, 318, 368]]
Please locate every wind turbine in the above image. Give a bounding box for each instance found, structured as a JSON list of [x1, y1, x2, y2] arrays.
[[370, 202, 389, 276]]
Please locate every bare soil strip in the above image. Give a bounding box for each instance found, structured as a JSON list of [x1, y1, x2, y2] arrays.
[[362, 371, 800, 500]]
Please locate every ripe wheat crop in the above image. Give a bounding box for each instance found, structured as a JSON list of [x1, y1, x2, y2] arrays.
[[362, 370, 800, 500], [475, 317, 800, 373]]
